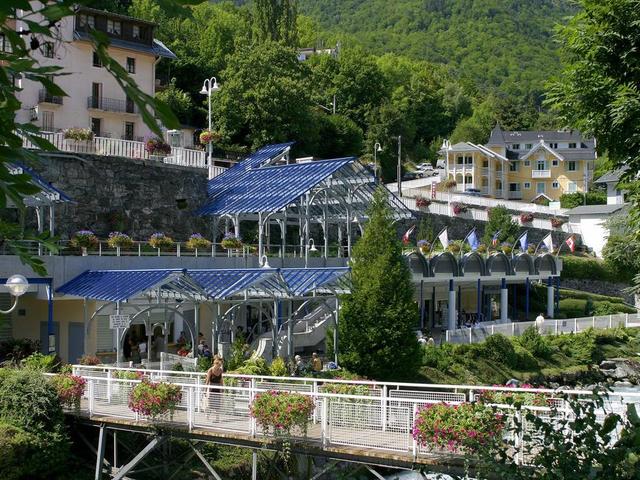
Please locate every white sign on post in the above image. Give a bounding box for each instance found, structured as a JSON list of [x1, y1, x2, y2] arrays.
[[110, 314, 131, 329]]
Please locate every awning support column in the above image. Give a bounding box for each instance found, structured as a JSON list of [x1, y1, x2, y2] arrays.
[[500, 278, 508, 323], [547, 276, 554, 318], [257, 212, 264, 261], [212, 303, 219, 356], [525, 277, 530, 321], [194, 302, 200, 358], [286, 300, 294, 360], [83, 298, 90, 357], [448, 280, 456, 332], [476, 278, 481, 323], [333, 296, 339, 366], [419, 280, 424, 330], [272, 299, 278, 360], [47, 279, 55, 354]]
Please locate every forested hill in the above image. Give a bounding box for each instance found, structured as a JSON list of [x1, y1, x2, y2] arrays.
[[298, 0, 576, 98]]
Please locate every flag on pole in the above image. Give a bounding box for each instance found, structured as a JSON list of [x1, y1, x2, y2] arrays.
[[542, 233, 554, 252], [519, 231, 528, 252], [402, 225, 416, 245], [467, 229, 480, 251], [565, 235, 576, 253], [431, 181, 437, 199], [491, 230, 501, 247], [438, 228, 449, 249]]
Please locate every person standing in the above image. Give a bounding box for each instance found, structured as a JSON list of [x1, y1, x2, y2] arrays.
[[535, 313, 545, 332], [205, 358, 224, 419], [311, 352, 322, 374]]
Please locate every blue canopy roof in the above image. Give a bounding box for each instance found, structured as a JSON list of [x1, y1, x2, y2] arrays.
[[198, 158, 354, 215], [56, 267, 350, 301], [9, 162, 73, 205]]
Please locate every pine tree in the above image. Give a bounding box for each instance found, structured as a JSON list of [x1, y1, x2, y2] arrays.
[[253, 0, 298, 46], [338, 188, 420, 380], [482, 205, 519, 246]]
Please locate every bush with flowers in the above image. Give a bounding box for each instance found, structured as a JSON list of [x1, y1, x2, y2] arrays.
[[476, 384, 550, 407], [415, 196, 431, 208], [452, 202, 468, 215], [70, 230, 98, 250], [64, 127, 94, 141], [551, 217, 566, 228], [50, 374, 86, 409], [185, 233, 211, 250], [199, 129, 221, 145], [417, 239, 430, 255], [412, 402, 504, 453], [128, 380, 182, 419], [107, 231, 133, 249], [148, 232, 174, 249], [443, 178, 457, 190], [145, 137, 171, 156], [250, 390, 315, 436], [79, 354, 101, 365], [221, 233, 242, 250], [501, 242, 513, 255], [113, 370, 146, 380], [520, 213, 534, 224]]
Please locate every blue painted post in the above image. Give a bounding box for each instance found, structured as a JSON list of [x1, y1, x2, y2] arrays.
[[457, 285, 461, 327], [431, 287, 436, 328], [547, 276, 554, 318], [512, 284, 517, 320], [419, 280, 425, 330], [448, 280, 456, 331], [47, 279, 55, 354], [555, 276, 560, 311], [476, 278, 481, 323], [525, 277, 530, 321], [500, 278, 508, 323]]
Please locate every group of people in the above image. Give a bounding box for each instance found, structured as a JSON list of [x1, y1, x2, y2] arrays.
[[122, 333, 163, 364], [292, 352, 323, 376]]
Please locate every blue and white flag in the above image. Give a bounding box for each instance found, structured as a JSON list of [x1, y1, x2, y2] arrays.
[[467, 229, 480, 251], [519, 231, 528, 251]]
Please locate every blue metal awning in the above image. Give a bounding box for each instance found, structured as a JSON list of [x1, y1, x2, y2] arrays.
[[281, 268, 350, 296], [198, 157, 355, 215], [9, 162, 73, 205], [57, 267, 351, 301]]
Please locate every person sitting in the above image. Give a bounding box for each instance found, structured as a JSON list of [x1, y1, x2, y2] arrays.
[[293, 355, 307, 377], [176, 331, 187, 348]]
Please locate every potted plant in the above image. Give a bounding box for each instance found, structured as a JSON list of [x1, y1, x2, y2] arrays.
[[443, 178, 457, 190], [527, 244, 537, 254], [412, 402, 504, 453], [50, 374, 86, 410], [221, 233, 242, 250], [107, 231, 133, 256], [64, 127, 94, 142], [70, 230, 98, 256], [417, 239, 430, 255], [476, 383, 551, 407], [501, 242, 513, 255], [185, 233, 212, 256], [452, 202, 468, 215], [250, 390, 315, 437], [551, 217, 566, 228], [149, 232, 174, 252], [415, 196, 431, 208], [520, 213, 534, 224], [128, 380, 182, 420], [448, 241, 462, 254], [477, 243, 488, 254], [199, 129, 221, 145], [145, 138, 172, 159], [79, 354, 101, 365]]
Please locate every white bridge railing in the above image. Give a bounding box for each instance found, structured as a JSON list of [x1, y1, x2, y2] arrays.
[[445, 313, 640, 344], [70, 366, 639, 465]]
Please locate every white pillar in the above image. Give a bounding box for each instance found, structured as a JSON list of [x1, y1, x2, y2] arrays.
[[547, 277, 554, 318], [500, 278, 508, 323], [448, 280, 456, 331]]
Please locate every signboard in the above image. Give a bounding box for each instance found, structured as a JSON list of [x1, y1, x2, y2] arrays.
[[109, 314, 131, 329]]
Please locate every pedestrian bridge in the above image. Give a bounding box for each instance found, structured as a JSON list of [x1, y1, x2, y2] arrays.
[[68, 366, 639, 479]]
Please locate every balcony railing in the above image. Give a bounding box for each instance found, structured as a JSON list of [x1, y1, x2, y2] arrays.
[[87, 96, 138, 114], [39, 89, 63, 105], [532, 170, 551, 179], [508, 191, 523, 200]]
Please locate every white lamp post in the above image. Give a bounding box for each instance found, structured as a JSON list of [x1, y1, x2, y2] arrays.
[[304, 238, 318, 268], [1, 274, 29, 314], [260, 255, 271, 269], [199, 77, 221, 180], [373, 142, 382, 183]]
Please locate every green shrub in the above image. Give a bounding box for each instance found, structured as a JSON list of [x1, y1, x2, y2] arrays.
[[479, 334, 516, 367], [21, 353, 61, 372], [269, 357, 289, 377], [548, 329, 600, 364], [516, 327, 553, 359], [0, 338, 39, 364], [593, 301, 636, 315], [560, 256, 619, 282], [559, 298, 588, 318], [197, 356, 212, 372], [559, 289, 626, 304], [234, 356, 269, 376], [422, 344, 456, 370], [594, 327, 629, 345], [0, 421, 45, 480], [513, 344, 538, 370], [560, 191, 606, 209]]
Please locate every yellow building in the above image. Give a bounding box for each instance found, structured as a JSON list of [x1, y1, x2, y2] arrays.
[[442, 125, 596, 202]]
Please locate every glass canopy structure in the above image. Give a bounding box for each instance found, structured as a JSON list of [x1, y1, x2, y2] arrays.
[[197, 143, 412, 259]]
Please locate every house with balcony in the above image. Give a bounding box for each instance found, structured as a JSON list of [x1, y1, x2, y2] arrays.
[[13, 6, 175, 141], [441, 125, 596, 202]]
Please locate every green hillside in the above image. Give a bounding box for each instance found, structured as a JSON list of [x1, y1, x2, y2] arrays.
[[299, 0, 576, 98]]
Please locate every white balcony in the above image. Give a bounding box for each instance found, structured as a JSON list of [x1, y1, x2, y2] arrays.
[[481, 167, 489, 175], [508, 191, 523, 200], [532, 170, 551, 179]]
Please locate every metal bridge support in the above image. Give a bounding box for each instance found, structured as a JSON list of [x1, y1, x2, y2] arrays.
[[252, 449, 258, 480], [94, 424, 107, 480], [190, 442, 223, 480], [112, 436, 167, 480]]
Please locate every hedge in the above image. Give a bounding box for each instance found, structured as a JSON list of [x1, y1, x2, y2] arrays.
[[560, 256, 620, 283], [559, 288, 626, 305], [558, 298, 636, 318], [560, 191, 607, 209]]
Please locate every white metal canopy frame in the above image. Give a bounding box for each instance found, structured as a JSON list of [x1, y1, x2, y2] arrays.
[[197, 143, 412, 260], [57, 267, 351, 363]]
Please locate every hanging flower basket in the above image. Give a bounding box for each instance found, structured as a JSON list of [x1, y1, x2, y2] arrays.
[[477, 244, 487, 254], [417, 239, 430, 255], [447, 241, 462, 254], [443, 178, 457, 190], [551, 217, 566, 228], [185, 233, 212, 250], [63, 127, 94, 142], [520, 213, 534, 224], [527, 244, 536, 254], [79, 354, 101, 365], [128, 380, 182, 420], [107, 231, 133, 249], [452, 202, 467, 215], [501, 242, 513, 255], [476, 384, 551, 407], [149, 232, 174, 249], [415, 196, 431, 208], [199, 129, 222, 145], [70, 230, 98, 250], [145, 138, 171, 156], [50, 374, 86, 409], [221, 234, 242, 250], [250, 390, 315, 436], [412, 402, 504, 453]]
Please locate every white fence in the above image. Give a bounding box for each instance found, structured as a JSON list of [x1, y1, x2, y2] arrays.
[[446, 313, 640, 344], [20, 131, 217, 171], [68, 366, 639, 465]]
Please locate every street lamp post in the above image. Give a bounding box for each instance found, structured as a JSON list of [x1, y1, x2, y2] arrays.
[[397, 135, 402, 197], [0, 275, 29, 314], [304, 238, 318, 268], [373, 142, 382, 183], [199, 77, 220, 180]]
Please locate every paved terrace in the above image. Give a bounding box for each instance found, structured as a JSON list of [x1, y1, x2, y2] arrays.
[[68, 366, 640, 477]]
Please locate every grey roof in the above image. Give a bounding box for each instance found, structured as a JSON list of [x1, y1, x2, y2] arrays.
[[76, 6, 157, 26], [501, 130, 593, 144], [487, 124, 504, 146], [566, 204, 626, 216], [449, 142, 478, 152], [74, 31, 176, 59], [595, 166, 630, 184]]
